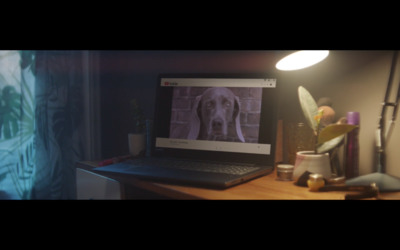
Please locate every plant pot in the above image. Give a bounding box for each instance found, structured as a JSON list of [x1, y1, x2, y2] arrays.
[[128, 133, 146, 157], [293, 151, 332, 181]]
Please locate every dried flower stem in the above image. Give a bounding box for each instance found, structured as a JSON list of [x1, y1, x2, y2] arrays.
[[314, 109, 324, 154]]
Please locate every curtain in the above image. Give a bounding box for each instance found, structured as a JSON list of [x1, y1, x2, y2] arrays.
[[0, 50, 95, 199], [0, 51, 35, 199]]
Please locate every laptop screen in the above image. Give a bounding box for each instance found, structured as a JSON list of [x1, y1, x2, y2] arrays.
[[153, 74, 279, 166]]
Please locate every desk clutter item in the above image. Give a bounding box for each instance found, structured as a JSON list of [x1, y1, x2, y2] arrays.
[[345, 111, 360, 179], [98, 154, 134, 167], [128, 133, 146, 157], [307, 173, 325, 192], [276, 164, 294, 181], [145, 119, 153, 157], [295, 171, 313, 187], [285, 122, 314, 165], [319, 182, 379, 200]]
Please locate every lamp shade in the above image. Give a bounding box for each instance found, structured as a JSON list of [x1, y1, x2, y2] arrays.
[[276, 50, 329, 71]]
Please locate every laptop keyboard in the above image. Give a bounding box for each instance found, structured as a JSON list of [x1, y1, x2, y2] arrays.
[[128, 158, 260, 176]]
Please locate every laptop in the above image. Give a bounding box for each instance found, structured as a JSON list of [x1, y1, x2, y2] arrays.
[[94, 74, 279, 189]]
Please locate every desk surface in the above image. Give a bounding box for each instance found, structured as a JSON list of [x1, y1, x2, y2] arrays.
[[76, 161, 400, 200]]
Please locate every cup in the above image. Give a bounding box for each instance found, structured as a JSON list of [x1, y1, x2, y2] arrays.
[[128, 133, 146, 156]]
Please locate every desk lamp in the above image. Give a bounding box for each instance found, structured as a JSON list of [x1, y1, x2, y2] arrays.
[[276, 50, 329, 71], [345, 51, 400, 192]]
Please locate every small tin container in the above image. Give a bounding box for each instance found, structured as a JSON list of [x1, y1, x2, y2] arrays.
[[276, 164, 294, 181]]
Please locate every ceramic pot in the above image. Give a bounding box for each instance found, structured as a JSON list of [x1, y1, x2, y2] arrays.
[[128, 133, 146, 156], [293, 151, 332, 181]]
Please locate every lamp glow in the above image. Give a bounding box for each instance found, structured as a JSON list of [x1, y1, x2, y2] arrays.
[[276, 50, 329, 71]]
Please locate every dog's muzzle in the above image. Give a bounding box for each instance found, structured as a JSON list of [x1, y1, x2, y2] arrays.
[[211, 118, 225, 134]]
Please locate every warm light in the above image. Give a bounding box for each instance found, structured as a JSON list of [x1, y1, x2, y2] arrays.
[[276, 50, 329, 71]]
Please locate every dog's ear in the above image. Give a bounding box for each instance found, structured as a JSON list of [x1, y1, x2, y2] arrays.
[[187, 95, 202, 140], [233, 96, 245, 142]]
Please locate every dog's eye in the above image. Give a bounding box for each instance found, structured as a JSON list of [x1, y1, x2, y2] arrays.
[[206, 101, 215, 109], [223, 101, 231, 108]]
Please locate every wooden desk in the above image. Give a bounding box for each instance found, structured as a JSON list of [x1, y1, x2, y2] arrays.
[[76, 161, 400, 200]]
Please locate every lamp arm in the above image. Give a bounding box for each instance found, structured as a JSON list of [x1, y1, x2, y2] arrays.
[[391, 76, 400, 122], [376, 50, 399, 173], [384, 78, 400, 144]]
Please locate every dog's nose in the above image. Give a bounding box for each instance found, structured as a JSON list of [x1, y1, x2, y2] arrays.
[[212, 119, 223, 131]]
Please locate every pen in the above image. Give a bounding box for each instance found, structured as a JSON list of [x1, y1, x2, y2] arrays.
[[98, 155, 133, 166]]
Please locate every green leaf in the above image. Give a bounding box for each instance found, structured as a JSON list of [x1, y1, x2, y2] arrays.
[[317, 135, 344, 153], [318, 124, 358, 144], [0, 172, 7, 182], [0, 85, 21, 139], [298, 86, 319, 130]]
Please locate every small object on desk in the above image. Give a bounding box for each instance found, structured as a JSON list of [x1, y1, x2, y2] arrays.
[[295, 171, 312, 186], [98, 155, 133, 167], [345, 111, 360, 179], [326, 176, 345, 185], [145, 119, 153, 157], [307, 173, 325, 192], [318, 182, 379, 200], [276, 164, 294, 181]]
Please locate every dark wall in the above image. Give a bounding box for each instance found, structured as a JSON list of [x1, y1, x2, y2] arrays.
[[98, 50, 285, 158]]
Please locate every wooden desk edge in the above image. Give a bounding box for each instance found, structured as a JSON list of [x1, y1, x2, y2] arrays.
[[75, 161, 400, 200], [75, 161, 343, 199]]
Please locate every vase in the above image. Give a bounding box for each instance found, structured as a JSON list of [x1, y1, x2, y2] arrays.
[[128, 133, 146, 157], [293, 151, 332, 181]]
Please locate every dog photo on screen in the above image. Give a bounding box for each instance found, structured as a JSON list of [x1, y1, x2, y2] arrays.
[[169, 87, 262, 143]]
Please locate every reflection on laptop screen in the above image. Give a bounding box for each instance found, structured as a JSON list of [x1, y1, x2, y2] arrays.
[[155, 77, 277, 156]]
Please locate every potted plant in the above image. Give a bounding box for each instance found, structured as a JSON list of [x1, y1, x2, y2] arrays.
[[293, 86, 358, 180], [128, 99, 146, 156]]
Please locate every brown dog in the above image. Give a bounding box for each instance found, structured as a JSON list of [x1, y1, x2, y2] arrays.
[[187, 87, 245, 142]]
